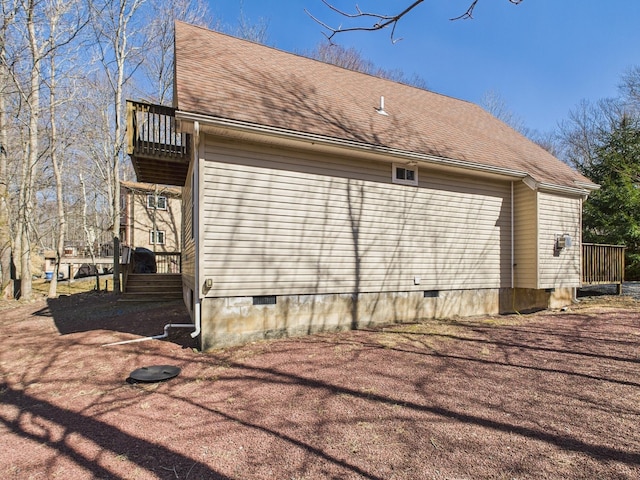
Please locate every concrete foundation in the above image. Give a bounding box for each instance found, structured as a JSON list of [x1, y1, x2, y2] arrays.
[[200, 287, 575, 351]]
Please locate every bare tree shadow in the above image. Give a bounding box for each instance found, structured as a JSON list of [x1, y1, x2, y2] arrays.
[[213, 342, 640, 467], [0, 382, 230, 479]]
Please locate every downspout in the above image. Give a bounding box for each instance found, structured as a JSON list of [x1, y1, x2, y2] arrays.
[[573, 197, 583, 304], [191, 120, 202, 339], [511, 181, 515, 289], [511, 181, 520, 314]]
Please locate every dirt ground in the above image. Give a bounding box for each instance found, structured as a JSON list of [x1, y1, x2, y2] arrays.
[[1, 291, 639, 479]]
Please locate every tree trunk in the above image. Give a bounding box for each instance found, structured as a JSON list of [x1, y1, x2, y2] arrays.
[[19, 0, 43, 301], [0, 39, 13, 299], [48, 42, 65, 299]]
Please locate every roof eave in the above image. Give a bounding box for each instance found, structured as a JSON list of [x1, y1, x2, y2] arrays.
[[177, 110, 532, 180], [176, 110, 595, 194], [523, 176, 599, 198]]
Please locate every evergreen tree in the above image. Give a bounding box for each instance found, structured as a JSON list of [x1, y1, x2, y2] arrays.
[[580, 116, 640, 279]]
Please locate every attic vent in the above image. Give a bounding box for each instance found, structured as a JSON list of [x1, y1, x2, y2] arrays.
[[375, 96, 389, 116]]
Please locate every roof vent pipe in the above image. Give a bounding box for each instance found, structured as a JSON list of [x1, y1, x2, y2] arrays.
[[376, 96, 389, 116]]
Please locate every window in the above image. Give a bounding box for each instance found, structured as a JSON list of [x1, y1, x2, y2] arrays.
[[150, 230, 165, 245], [147, 194, 167, 210], [392, 163, 418, 186]]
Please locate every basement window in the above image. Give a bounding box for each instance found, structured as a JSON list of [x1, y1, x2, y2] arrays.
[[392, 164, 418, 186]]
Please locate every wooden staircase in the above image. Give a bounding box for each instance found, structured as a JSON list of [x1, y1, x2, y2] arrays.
[[120, 273, 182, 302]]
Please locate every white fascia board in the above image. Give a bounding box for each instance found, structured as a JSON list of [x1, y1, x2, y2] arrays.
[[523, 175, 595, 198]]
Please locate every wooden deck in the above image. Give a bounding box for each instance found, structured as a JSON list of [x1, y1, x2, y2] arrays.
[[126, 100, 191, 186]]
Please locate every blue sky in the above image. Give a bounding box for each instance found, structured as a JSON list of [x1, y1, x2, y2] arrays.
[[207, 1, 640, 133]]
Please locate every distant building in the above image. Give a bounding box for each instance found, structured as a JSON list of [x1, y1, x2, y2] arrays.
[[120, 181, 182, 253]]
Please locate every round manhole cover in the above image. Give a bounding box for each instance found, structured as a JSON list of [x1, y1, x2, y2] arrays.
[[128, 365, 181, 383]]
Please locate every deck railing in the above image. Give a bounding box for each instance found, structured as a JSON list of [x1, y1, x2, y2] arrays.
[[155, 252, 182, 274], [120, 248, 181, 292], [582, 243, 625, 287], [126, 100, 190, 159]]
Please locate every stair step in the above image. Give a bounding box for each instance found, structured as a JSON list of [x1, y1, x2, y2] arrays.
[[126, 286, 183, 293], [127, 274, 181, 281], [119, 292, 183, 302], [122, 273, 182, 301], [126, 280, 182, 287]]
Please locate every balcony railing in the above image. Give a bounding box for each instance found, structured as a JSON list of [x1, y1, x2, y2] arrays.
[[127, 100, 190, 159], [582, 243, 625, 287], [126, 100, 191, 186]]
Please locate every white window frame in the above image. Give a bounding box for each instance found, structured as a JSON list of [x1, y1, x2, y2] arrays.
[[392, 163, 418, 186], [147, 194, 167, 210], [150, 230, 165, 245]]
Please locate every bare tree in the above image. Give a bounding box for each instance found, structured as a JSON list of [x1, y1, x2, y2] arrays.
[[0, 0, 18, 299], [620, 66, 640, 113], [232, 5, 269, 43], [307, 0, 524, 43], [11, 0, 48, 301], [303, 41, 428, 89], [45, 0, 88, 298], [139, 0, 212, 105], [90, 0, 148, 293], [556, 98, 626, 169], [480, 89, 526, 134]]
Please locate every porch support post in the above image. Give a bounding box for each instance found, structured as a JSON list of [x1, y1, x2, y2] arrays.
[[113, 236, 120, 294]]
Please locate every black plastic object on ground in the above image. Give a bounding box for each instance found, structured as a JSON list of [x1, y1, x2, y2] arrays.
[[133, 247, 157, 273], [128, 365, 181, 383]]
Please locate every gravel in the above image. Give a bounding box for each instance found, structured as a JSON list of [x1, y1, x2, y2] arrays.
[[1, 292, 639, 479]]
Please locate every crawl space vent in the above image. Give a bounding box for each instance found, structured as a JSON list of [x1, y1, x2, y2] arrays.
[[253, 295, 277, 305]]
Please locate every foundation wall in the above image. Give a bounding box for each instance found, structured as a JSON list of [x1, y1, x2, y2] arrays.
[[200, 287, 575, 350]]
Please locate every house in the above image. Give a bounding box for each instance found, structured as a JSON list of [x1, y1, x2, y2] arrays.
[[120, 181, 182, 254], [127, 22, 598, 351]]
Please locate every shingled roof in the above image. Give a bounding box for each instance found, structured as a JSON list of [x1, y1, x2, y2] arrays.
[[174, 21, 596, 192]]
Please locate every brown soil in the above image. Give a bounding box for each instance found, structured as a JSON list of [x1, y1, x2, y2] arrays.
[[1, 292, 639, 479]]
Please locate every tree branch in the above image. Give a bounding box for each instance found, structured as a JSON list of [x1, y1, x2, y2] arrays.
[[305, 0, 425, 43], [451, 0, 524, 21], [307, 0, 525, 42]]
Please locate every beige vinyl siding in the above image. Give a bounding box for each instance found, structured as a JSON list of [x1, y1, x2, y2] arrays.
[[122, 188, 181, 251], [200, 140, 512, 297], [537, 192, 582, 288], [513, 182, 538, 288], [181, 162, 196, 284], [133, 196, 181, 251]]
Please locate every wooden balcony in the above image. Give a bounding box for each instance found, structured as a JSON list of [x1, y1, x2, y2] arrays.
[[126, 100, 191, 186]]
